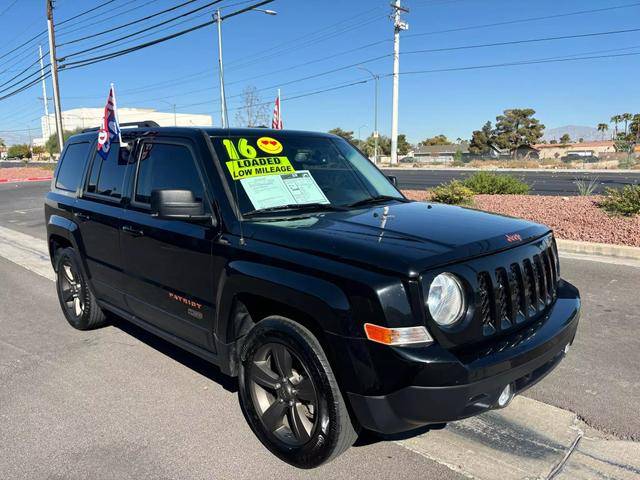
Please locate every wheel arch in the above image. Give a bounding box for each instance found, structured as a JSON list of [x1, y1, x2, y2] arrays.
[[214, 260, 352, 376]]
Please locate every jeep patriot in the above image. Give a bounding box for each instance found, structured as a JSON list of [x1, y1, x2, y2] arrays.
[[45, 124, 581, 468]]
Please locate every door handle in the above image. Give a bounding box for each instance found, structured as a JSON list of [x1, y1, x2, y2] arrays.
[[74, 212, 91, 221], [122, 225, 144, 237]]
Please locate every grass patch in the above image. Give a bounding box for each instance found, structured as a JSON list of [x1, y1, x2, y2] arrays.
[[600, 185, 640, 216]]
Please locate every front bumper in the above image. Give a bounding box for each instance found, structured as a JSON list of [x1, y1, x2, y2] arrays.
[[346, 280, 580, 434]]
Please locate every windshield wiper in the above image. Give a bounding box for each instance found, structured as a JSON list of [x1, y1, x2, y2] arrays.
[[346, 195, 408, 208], [243, 203, 344, 218]]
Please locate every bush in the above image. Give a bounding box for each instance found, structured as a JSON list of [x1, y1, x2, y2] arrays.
[[430, 180, 474, 205], [463, 171, 530, 194], [600, 185, 640, 216]]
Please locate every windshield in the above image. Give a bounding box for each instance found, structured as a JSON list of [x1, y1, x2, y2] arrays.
[[211, 134, 404, 216]]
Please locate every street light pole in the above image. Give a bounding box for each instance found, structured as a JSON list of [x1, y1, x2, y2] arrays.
[[212, 3, 277, 129], [358, 66, 379, 164], [213, 9, 227, 128]]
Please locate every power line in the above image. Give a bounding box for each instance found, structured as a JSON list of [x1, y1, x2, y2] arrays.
[[403, 27, 640, 56], [56, 0, 161, 36], [59, 1, 272, 69], [0, 0, 19, 17], [58, 0, 199, 46], [405, 1, 640, 39], [59, 0, 224, 60], [55, 0, 119, 27]]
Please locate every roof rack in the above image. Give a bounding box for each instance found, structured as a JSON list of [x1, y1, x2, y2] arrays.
[[81, 121, 160, 133]]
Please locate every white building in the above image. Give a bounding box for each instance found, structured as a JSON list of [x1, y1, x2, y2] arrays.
[[34, 107, 213, 145]]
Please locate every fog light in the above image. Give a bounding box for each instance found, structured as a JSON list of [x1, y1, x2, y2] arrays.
[[564, 343, 571, 355], [497, 384, 514, 408]]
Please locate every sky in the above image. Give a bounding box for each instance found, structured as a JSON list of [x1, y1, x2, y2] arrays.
[[0, 0, 638, 145]]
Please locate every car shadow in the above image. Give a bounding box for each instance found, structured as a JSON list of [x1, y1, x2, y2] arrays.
[[354, 423, 446, 447], [111, 316, 238, 393]]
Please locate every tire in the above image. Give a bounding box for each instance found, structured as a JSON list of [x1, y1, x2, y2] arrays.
[[238, 316, 357, 468], [55, 247, 108, 330]]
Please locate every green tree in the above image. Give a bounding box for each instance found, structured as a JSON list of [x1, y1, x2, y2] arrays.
[[0, 137, 5, 148], [597, 123, 609, 140], [560, 133, 571, 144], [45, 128, 84, 156], [492, 109, 545, 157], [610, 114, 622, 137], [621, 113, 633, 135], [360, 134, 391, 157], [419, 134, 450, 146], [328, 127, 356, 142], [7, 144, 31, 159], [468, 121, 493, 155], [397, 134, 412, 155]]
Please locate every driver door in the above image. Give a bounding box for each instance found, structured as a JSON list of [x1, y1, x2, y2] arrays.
[[120, 139, 216, 350]]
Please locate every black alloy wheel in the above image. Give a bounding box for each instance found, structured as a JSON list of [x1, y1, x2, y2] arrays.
[[249, 342, 319, 446], [58, 258, 85, 320], [55, 247, 108, 330], [239, 316, 357, 468]]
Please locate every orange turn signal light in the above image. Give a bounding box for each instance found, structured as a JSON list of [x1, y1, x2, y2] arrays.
[[364, 323, 433, 346]]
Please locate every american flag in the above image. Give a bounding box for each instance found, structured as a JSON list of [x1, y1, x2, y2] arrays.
[[271, 90, 283, 130], [97, 84, 121, 160]]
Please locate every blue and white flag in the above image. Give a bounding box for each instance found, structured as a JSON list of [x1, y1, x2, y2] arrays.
[[97, 84, 121, 160]]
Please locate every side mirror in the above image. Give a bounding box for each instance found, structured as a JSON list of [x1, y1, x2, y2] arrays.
[[387, 175, 398, 187], [150, 189, 213, 224]]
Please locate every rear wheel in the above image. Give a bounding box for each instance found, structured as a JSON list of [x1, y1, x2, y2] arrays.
[[239, 316, 357, 468], [55, 247, 108, 330]]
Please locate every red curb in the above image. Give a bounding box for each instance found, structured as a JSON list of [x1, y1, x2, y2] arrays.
[[0, 176, 52, 183]]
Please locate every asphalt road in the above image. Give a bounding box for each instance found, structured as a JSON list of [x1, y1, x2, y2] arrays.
[[1, 180, 639, 477], [383, 168, 640, 195]]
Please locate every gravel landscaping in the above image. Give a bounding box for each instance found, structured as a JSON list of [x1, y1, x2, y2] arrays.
[[403, 190, 640, 247], [0, 167, 53, 182]]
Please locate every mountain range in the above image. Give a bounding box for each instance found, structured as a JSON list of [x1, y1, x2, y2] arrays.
[[542, 125, 605, 143]]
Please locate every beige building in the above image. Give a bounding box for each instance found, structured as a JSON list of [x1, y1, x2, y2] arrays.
[[34, 107, 213, 146], [532, 141, 616, 159]]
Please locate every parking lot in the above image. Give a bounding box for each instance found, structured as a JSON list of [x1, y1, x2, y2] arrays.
[[1, 181, 639, 479]]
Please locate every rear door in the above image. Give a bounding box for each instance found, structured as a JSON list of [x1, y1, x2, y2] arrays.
[[74, 144, 130, 309], [120, 138, 215, 350]]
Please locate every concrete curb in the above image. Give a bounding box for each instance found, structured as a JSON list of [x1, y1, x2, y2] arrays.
[[556, 238, 640, 261], [0, 176, 52, 183]]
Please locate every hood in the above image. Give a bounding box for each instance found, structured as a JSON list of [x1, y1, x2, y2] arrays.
[[246, 201, 550, 277]]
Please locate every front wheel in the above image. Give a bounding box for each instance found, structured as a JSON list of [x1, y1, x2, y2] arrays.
[[238, 317, 357, 469]]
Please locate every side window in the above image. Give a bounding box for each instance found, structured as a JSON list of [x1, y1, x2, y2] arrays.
[[134, 143, 206, 206], [55, 142, 90, 192], [86, 145, 128, 199]]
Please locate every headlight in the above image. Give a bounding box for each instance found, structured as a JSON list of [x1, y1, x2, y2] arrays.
[[427, 273, 465, 327]]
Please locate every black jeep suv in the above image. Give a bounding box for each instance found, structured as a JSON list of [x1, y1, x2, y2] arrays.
[[45, 125, 580, 468]]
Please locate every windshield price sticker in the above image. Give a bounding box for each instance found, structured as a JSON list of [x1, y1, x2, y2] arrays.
[[226, 156, 295, 180], [241, 170, 329, 211]]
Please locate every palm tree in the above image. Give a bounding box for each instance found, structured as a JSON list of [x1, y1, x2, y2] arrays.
[[621, 113, 633, 136], [610, 115, 622, 138], [597, 123, 609, 140]]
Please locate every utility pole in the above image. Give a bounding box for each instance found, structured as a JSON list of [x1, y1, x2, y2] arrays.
[[390, 0, 408, 165], [213, 9, 228, 128], [46, 0, 64, 152], [358, 66, 379, 164], [38, 45, 51, 142]]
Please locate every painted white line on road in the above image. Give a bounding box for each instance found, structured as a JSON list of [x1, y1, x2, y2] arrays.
[[559, 252, 640, 268], [0, 225, 54, 281]]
